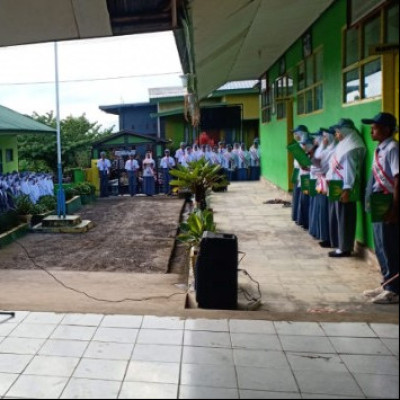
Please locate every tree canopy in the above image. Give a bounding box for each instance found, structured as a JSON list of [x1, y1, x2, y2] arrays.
[[18, 111, 114, 173]]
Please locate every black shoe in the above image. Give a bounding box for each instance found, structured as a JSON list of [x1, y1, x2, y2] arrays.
[[319, 241, 331, 248], [328, 251, 352, 258]]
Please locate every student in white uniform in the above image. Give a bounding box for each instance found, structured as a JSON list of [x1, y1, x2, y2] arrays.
[[362, 113, 399, 304], [97, 151, 111, 198], [160, 149, 176, 195], [326, 118, 366, 258], [125, 154, 139, 196]]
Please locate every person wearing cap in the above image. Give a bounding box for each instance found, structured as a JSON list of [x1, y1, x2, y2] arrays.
[[362, 112, 399, 304], [97, 151, 111, 197], [326, 118, 366, 258], [293, 125, 313, 229], [160, 149, 176, 195], [249, 139, 261, 181], [125, 153, 139, 197]]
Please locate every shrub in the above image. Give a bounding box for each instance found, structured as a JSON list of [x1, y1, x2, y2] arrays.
[[65, 187, 78, 201], [15, 195, 34, 215], [74, 182, 91, 196], [30, 204, 47, 215], [37, 195, 57, 212]]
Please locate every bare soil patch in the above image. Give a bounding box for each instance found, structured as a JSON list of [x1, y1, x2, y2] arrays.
[[0, 196, 185, 274]]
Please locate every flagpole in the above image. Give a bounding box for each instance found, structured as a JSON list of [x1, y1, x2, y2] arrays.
[[54, 41, 66, 218]]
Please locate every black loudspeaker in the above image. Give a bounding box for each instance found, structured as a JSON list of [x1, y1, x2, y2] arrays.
[[195, 231, 238, 310]]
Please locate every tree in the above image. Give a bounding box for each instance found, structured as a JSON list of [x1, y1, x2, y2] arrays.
[[18, 111, 114, 173]]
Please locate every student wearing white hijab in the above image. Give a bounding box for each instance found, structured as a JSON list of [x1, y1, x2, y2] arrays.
[[316, 127, 338, 248], [326, 118, 366, 257], [142, 151, 156, 196]]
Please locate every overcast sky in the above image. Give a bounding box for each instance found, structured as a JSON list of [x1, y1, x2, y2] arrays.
[[0, 31, 183, 131]]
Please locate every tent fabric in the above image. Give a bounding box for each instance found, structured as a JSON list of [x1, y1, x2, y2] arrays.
[[189, 0, 335, 98]]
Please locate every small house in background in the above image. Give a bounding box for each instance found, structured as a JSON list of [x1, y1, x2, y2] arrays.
[[99, 80, 260, 150], [0, 105, 55, 174], [91, 130, 169, 160]]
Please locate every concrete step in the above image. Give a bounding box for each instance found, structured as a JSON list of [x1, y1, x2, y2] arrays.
[[32, 220, 95, 234], [41, 215, 82, 228]]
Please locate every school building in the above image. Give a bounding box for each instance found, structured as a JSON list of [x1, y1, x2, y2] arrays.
[[175, 0, 399, 253]]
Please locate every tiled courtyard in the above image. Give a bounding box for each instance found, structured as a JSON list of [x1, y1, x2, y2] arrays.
[[0, 311, 398, 399]]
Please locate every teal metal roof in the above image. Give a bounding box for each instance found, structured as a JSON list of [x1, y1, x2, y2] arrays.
[[0, 105, 56, 134]]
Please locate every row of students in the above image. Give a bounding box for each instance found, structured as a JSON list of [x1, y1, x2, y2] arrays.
[[0, 172, 54, 213], [290, 113, 398, 304], [173, 140, 261, 181]]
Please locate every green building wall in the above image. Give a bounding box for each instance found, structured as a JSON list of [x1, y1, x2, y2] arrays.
[[260, 0, 383, 250], [0, 135, 19, 173]]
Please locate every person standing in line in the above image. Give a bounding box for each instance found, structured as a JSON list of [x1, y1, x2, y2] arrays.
[[160, 149, 176, 195], [237, 143, 250, 181], [362, 113, 399, 304], [142, 151, 156, 196], [316, 127, 338, 249], [326, 118, 366, 258], [174, 142, 186, 164], [125, 153, 139, 197], [249, 138, 261, 181], [97, 151, 111, 198], [291, 125, 313, 229]]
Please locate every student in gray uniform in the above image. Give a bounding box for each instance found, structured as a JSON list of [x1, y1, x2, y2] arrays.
[[326, 119, 366, 258], [362, 113, 399, 304]]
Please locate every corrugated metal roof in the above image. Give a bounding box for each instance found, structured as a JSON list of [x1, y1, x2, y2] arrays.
[[0, 105, 56, 134], [148, 87, 187, 99], [217, 80, 259, 91]]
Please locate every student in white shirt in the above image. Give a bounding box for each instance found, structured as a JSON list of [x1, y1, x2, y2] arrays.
[[142, 151, 156, 196], [97, 151, 111, 197], [125, 154, 139, 196], [362, 112, 399, 304], [160, 149, 176, 195]]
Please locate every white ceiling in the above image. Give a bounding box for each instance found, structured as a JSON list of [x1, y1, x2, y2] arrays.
[[189, 0, 335, 98], [0, 0, 112, 47]]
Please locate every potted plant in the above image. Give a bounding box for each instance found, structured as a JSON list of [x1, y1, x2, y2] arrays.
[[178, 209, 216, 274], [170, 159, 229, 210], [74, 182, 92, 205]]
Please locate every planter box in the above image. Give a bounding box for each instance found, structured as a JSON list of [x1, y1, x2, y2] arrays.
[[80, 194, 92, 205], [66, 196, 82, 214], [0, 222, 29, 248], [31, 210, 53, 227]]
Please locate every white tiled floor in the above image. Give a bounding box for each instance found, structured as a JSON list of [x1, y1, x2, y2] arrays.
[[0, 311, 398, 399]]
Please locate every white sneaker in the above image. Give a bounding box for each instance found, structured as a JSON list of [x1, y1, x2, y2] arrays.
[[371, 290, 399, 304], [363, 287, 384, 297]]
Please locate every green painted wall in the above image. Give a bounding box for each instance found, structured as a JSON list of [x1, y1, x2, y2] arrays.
[[259, 0, 384, 249], [0, 135, 18, 173], [165, 117, 185, 149]]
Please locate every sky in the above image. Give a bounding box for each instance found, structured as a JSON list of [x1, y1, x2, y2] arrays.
[[0, 31, 183, 132]]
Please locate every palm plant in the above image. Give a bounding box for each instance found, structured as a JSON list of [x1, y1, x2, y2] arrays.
[[178, 209, 216, 249], [170, 159, 229, 210]]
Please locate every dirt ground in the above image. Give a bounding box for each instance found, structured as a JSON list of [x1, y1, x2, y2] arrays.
[[0, 196, 185, 274]]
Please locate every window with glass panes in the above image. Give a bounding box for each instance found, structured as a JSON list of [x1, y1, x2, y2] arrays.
[[297, 48, 323, 115], [343, 2, 399, 103], [260, 74, 273, 123], [274, 72, 294, 120]]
